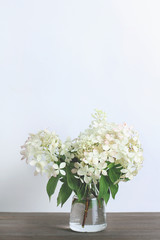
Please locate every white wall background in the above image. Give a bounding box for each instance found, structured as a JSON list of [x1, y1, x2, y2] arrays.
[[0, 0, 160, 212]]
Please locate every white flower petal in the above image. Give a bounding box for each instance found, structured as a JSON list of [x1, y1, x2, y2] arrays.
[[102, 170, 107, 176], [29, 160, 37, 166], [93, 179, 97, 184], [88, 167, 94, 173], [53, 164, 59, 170], [102, 162, 107, 169], [71, 168, 77, 174], [35, 167, 41, 173], [108, 157, 114, 163], [55, 170, 59, 175], [74, 162, 80, 169], [77, 169, 85, 176], [60, 169, 66, 175], [60, 162, 66, 169], [53, 171, 58, 177], [39, 161, 46, 168], [121, 169, 128, 173], [84, 175, 91, 184]]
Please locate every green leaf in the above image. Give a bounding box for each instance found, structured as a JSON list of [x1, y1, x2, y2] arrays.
[[108, 168, 120, 183], [77, 184, 86, 200], [107, 177, 119, 199], [104, 190, 110, 204], [109, 182, 119, 199], [107, 163, 115, 169], [46, 176, 59, 200], [114, 166, 123, 174], [66, 166, 80, 193], [98, 175, 110, 204], [124, 177, 130, 182], [114, 163, 123, 168], [57, 181, 72, 207], [59, 177, 65, 183]]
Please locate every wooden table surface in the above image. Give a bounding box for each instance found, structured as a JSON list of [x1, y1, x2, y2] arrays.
[[0, 212, 160, 240]]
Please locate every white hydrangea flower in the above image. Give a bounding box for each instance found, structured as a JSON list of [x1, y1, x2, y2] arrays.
[[21, 110, 143, 185], [21, 130, 62, 177], [70, 110, 143, 183], [53, 162, 66, 177], [60, 137, 75, 163], [29, 159, 47, 175], [96, 162, 108, 176]]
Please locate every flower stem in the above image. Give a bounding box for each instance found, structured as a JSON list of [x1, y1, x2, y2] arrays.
[[98, 199, 101, 208], [82, 198, 90, 228]]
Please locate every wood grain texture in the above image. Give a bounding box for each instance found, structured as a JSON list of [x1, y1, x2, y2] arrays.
[[0, 212, 160, 240]]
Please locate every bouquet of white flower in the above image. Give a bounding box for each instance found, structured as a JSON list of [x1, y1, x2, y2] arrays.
[[21, 110, 143, 217]]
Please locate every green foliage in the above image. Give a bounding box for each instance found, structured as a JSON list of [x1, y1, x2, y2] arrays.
[[66, 166, 80, 194], [98, 175, 110, 204], [107, 163, 115, 169], [46, 164, 121, 206], [107, 166, 121, 199], [107, 177, 119, 199], [57, 180, 72, 207], [108, 167, 120, 183], [104, 190, 110, 204], [77, 184, 86, 200], [115, 163, 123, 168], [59, 177, 65, 183], [124, 177, 130, 182], [46, 176, 59, 200], [109, 182, 119, 199]]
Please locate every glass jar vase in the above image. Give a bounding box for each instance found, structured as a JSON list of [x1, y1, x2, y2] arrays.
[[69, 194, 107, 232]]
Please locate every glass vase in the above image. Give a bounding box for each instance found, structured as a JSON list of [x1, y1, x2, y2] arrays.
[[69, 194, 107, 232]]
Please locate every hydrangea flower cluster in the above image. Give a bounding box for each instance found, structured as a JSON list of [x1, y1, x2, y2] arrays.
[[70, 110, 143, 184], [21, 130, 63, 177], [21, 110, 143, 206]]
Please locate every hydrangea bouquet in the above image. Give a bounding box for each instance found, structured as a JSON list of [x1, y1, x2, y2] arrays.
[[21, 110, 143, 231]]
